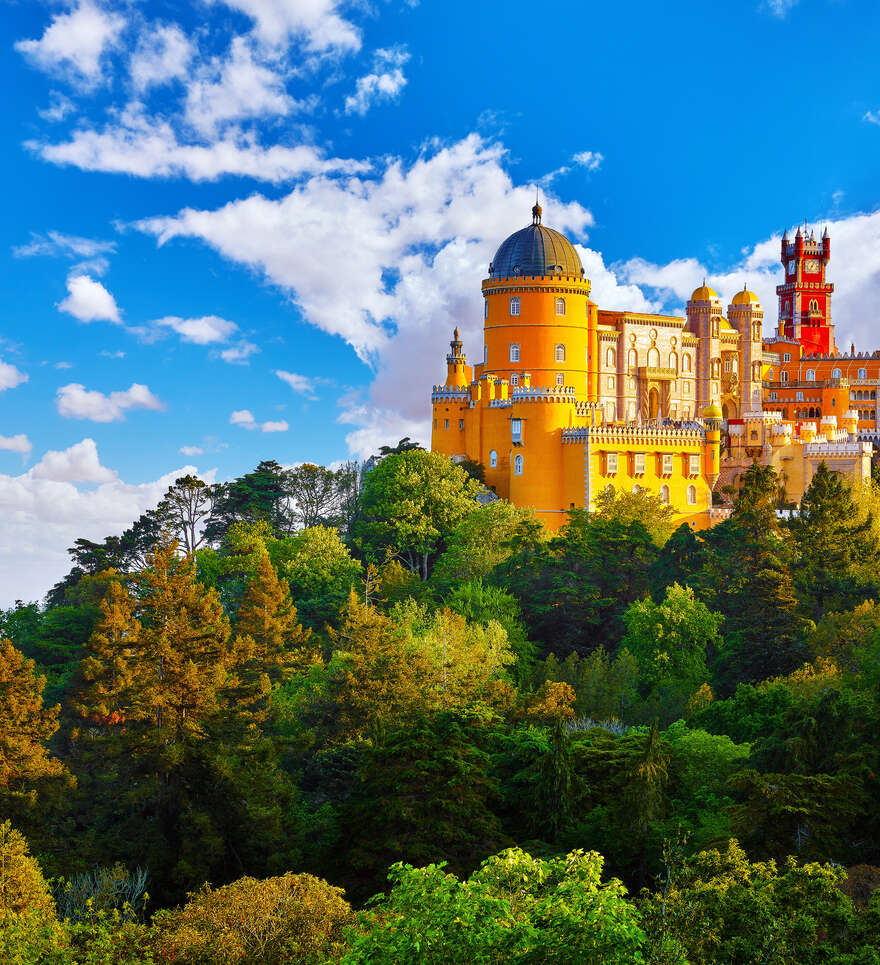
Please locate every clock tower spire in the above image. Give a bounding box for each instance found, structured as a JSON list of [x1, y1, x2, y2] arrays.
[[776, 224, 835, 355]]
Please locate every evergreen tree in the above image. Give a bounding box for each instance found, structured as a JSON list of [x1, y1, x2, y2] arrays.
[[788, 462, 880, 619]]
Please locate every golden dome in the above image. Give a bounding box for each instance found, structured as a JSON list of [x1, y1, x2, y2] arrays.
[[691, 282, 719, 301], [719, 316, 734, 331], [731, 287, 760, 306], [702, 402, 723, 420]]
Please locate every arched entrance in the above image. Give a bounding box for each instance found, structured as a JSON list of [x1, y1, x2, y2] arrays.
[[648, 387, 660, 420]]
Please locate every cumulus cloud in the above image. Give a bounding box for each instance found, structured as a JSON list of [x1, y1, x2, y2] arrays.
[[0, 434, 32, 456], [56, 382, 166, 422], [155, 314, 238, 344], [38, 92, 76, 122], [275, 370, 318, 398], [31, 438, 116, 482], [0, 359, 28, 391], [344, 47, 409, 116], [58, 273, 122, 323], [208, 0, 361, 52], [220, 341, 260, 363], [130, 22, 192, 92], [15, 0, 125, 87], [572, 151, 604, 172], [230, 409, 288, 432]]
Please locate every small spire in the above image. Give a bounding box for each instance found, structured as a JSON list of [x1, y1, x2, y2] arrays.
[[453, 326, 460, 341], [532, 188, 542, 225]]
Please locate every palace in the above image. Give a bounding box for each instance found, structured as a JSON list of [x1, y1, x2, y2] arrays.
[[430, 205, 873, 530]]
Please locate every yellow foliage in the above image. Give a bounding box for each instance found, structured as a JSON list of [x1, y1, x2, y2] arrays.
[[686, 682, 714, 718], [760, 656, 843, 699], [0, 821, 56, 920], [523, 680, 577, 722]]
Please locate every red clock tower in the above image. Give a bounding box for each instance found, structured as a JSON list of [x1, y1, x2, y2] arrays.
[[776, 225, 835, 355]]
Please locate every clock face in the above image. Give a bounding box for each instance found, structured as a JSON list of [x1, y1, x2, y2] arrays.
[[804, 258, 821, 273]]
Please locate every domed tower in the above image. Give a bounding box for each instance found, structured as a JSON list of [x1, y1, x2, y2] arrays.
[[728, 286, 764, 415], [686, 282, 724, 414]]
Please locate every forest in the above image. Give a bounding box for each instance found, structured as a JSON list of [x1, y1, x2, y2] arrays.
[[3, 445, 880, 963]]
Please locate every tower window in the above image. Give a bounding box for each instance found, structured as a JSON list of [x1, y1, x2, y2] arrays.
[[633, 452, 646, 475], [783, 352, 791, 363], [606, 347, 616, 367], [514, 454, 524, 475], [510, 374, 519, 386], [659, 484, 670, 505], [555, 343, 566, 362], [859, 368, 867, 379], [484, 300, 489, 319], [607, 376, 615, 390], [806, 369, 815, 381], [689, 454, 700, 476], [489, 449, 498, 468], [832, 368, 841, 379], [809, 299, 819, 312], [555, 298, 566, 316], [509, 343, 520, 362], [556, 373, 564, 386], [605, 452, 618, 475], [444, 419, 449, 429], [484, 344, 488, 364], [511, 418, 522, 442], [662, 453, 674, 475], [459, 419, 464, 430], [682, 354, 692, 373], [509, 296, 520, 316], [796, 391, 804, 401], [781, 372, 789, 383], [687, 485, 697, 506]]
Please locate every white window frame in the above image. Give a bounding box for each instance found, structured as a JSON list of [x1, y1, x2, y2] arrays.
[[662, 453, 674, 475], [806, 369, 816, 382], [659, 484, 670, 505], [555, 343, 566, 362], [489, 449, 498, 468], [781, 371, 789, 383], [859, 368, 867, 379], [511, 418, 522, 442], [783, 352, 792, 362], [556, 373, 564, 387], [687, 485, 697, 506], [510, 374, 519, 386], [509, 296, 520, 316], [688, 453, 700, 476], [514, 454, 523, 475], [633, 452, 646, 475], [509, 343, 520, 363], [832, 368, 841, 379], [796, 391, 804, 401], [605, 452, 618, 475], [555, 297, 566, 316]]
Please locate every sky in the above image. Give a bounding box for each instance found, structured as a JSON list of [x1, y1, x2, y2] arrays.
[[2, 0, 880, 603]]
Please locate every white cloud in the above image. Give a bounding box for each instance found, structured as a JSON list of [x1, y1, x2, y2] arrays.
[[130, 23, 192, 92], [15, 230, 116, 260], [0, 434, 32, 456], [0, 359, 29, 391], [56, 382, 166, 422], [0, 447, 214, 604], [344, 47, 409, 116], [179, 445, 204, 456], [155, 314, 238, 344], [54, 361, 73, 370], [15, 0, 125, 87], [275, 369, 317, 398], [31, 438, 116, 482], [864, 111, 880, 127], [572, 151, 604, 172], [230, 409, 288, 432], [38, 92, 76, 122], [184, 36, 299, 136], [58, 273, 122, 323], [220, 341, 260, 363], [208, 0, 361, 52], [100, 349, 126, 359], [763, 0, 799, 16]]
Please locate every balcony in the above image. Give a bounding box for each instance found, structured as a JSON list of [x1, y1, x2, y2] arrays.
[[638, 366, 677, 381]]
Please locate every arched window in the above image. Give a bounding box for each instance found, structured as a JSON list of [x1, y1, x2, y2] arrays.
[[806, 369, 816, 381], [669, 351, 678, 371], [753, 322, 761, 341], [832, 368, 841, 379], [859, 368, 867, 379], [555, 343, 566, 362], [627, 348, 637, 369], [509, 296, 520, 316], [647, 346, 660, 368], [809, 299, 819, 312], [682, 354, 692, 373], [556, 373, 564, 386], [606, 347, 616, 367], [509, 343, 520, 362], [489, 449, 498, 468], [687, 485, 697, 505], [514, 454, 523, 475], [555, 298, 566, 316], [659, 484, 670, 504]]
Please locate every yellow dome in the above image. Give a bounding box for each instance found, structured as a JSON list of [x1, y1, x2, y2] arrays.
[[732, 287, 760, 306], [702, 402, 723, 420], [719, 316, 734, 331], [691, 283, 719, 301]]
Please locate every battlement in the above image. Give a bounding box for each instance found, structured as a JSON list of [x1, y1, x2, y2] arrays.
[[432, 387, 470, 401], [562, 422, 706, 445]]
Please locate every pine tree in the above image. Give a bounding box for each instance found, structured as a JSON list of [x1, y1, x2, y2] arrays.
[[789, 462, 880, 619]]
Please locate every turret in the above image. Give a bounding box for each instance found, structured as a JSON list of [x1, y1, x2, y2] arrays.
[[445, 327, 472, 388], [702, 402, 722, 490]]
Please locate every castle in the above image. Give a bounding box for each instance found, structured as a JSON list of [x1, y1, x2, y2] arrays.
[[430, 205, 873, 530]]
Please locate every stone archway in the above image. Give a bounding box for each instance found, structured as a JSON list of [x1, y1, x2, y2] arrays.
[[648, 387, 660, 420]]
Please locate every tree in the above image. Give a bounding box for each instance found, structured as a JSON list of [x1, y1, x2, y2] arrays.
[[593, 484, 676, 546], [152, 872, 353, 965], [376, 437, 423, 456], [0, 639, 70, 817], [354, 451, 481, 580], [342, 847, 646, 965], [0, 821, 56, 918], [205, 460, 292, 543], [160, 474, 215, 556], [285, 463, 355, 530], [624, 722, 669, 888], [788, 462, 880, 619], [533, 648, 640, 722]]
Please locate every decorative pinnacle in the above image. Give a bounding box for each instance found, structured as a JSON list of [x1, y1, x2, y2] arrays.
[[532, 188, 542, 226]]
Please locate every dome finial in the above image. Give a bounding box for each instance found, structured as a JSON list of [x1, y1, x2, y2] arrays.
[[532, 187, 542, 226]]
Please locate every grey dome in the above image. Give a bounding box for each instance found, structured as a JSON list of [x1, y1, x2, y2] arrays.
[[489, 206, 583, 279]]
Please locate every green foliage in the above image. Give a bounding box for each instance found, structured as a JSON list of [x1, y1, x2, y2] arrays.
[[592, 484, 677, 546], [342, 847, 646, 964], [533, 647, 640, 721]]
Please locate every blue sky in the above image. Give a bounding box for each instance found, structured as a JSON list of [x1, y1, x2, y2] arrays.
[[3, 0, 880, 601]]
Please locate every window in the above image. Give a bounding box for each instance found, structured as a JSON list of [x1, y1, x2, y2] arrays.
[[783, 352, 792, 363], [514, 454, 523, 475], [605, 452, 618, 475], [556, 373, 564, 386], [806, 369, 815, 381], [689, 454, 700, 476], [489, 449, 498, 468], [555, 343, 566, 362], [859, 368, 867, 379], [634, 452, 646, 475], [684, 382, 692, 395], [458, 419, 464, 430], [781, 372, 789, 383], [484, 300, 489, 319], [555, 297, 566, 316], [832, 368, 841, 379], [509, 343, 520, 362], [647, 346, 660, 368], [606, 347, 616, 367], [659, 484, 670, 505], [511, 418, 522, 441], [809, 299, 819, 312], [770, 391, 778, 401], [687, 485, 697, 506], [509, 296, 520, 316], [444, 418, 449, 429], [669, 351, 678, 371], [483, 344, 488, 364], [796, 391, 804, 401], [628, 348, 638, 368], [724, 360, 732, 373], [510, 374, 519, 386], [682, 354, 692, 373], [607, 375, 615, 390], [662, 453, 674, 475]]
